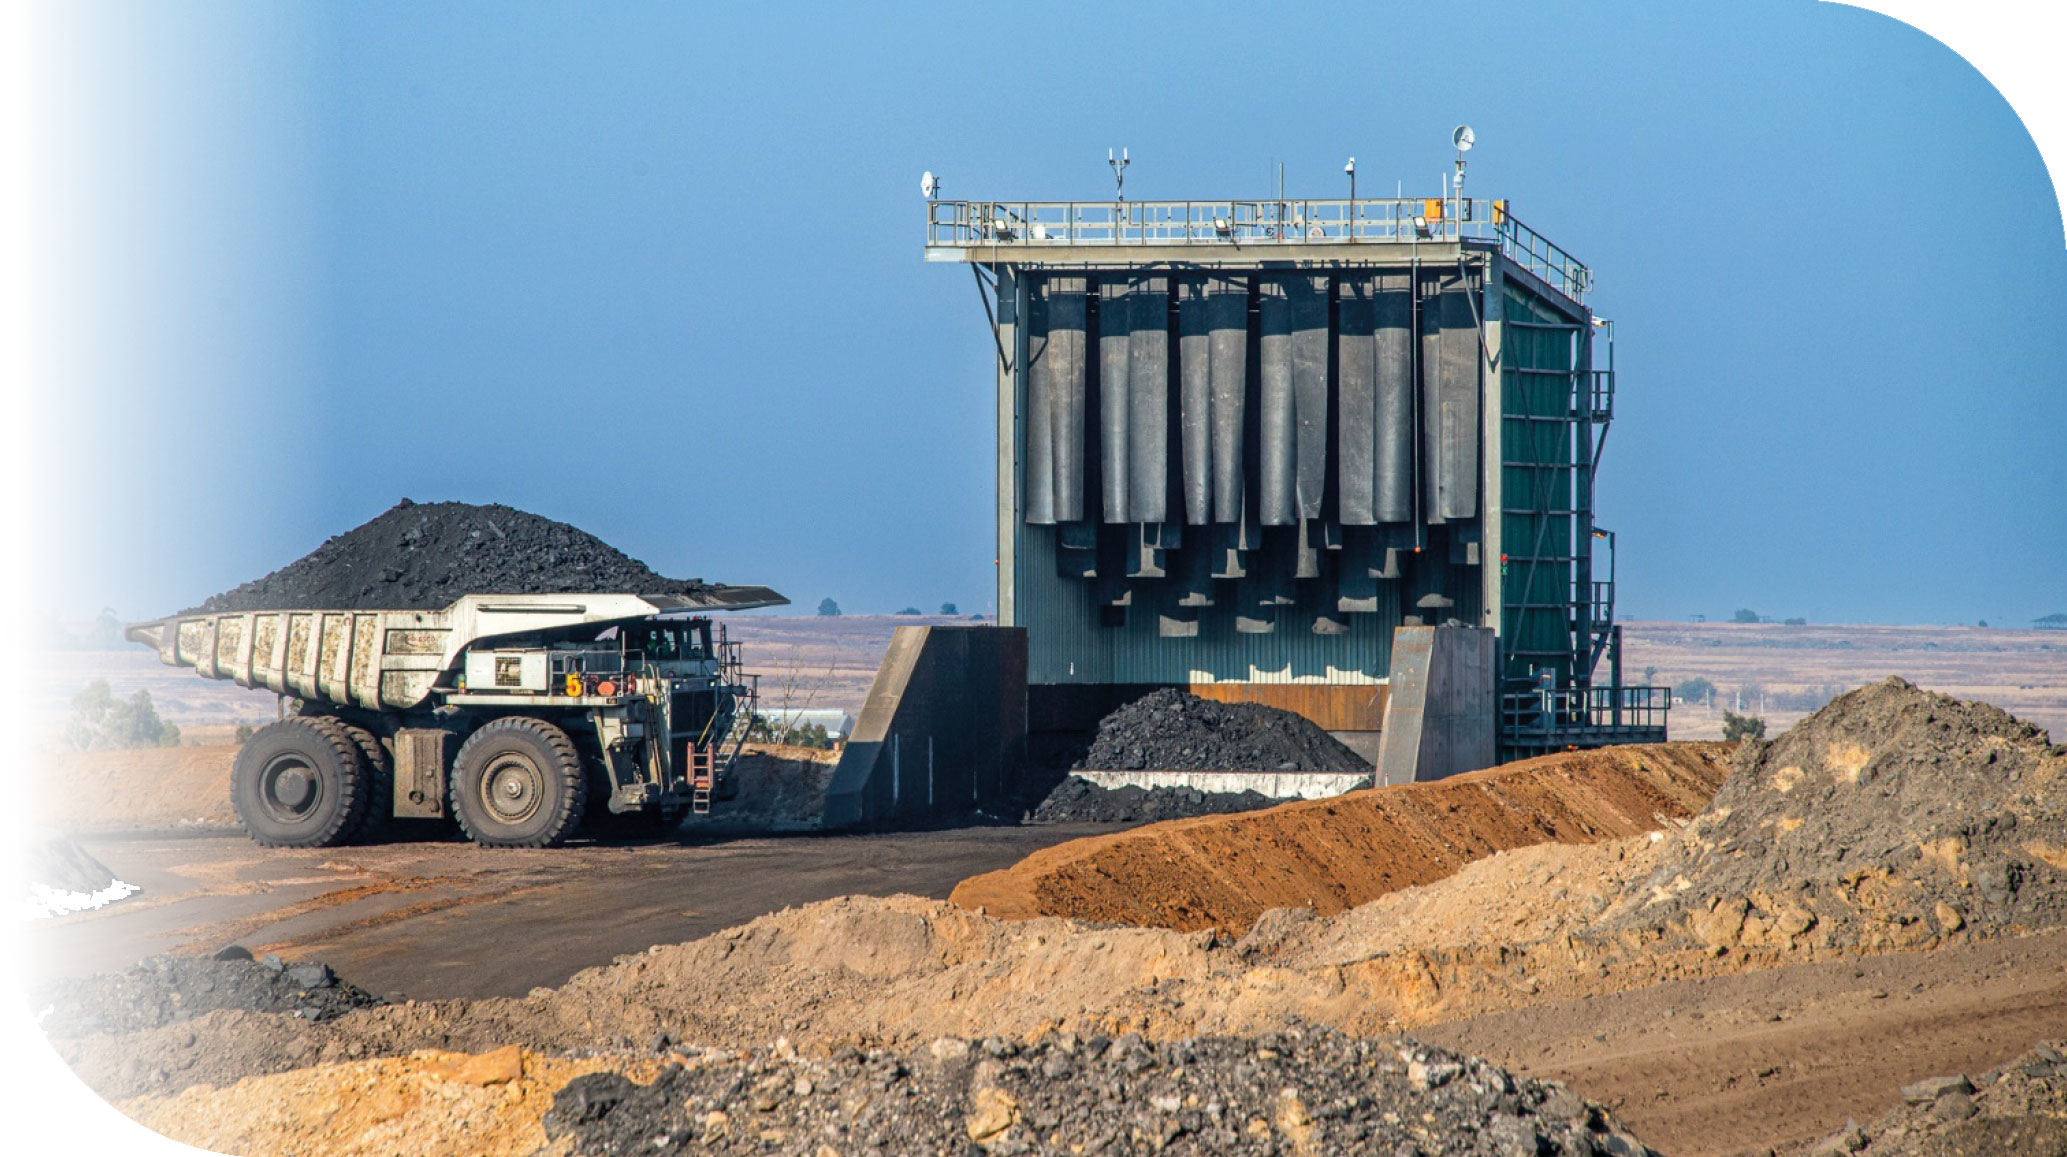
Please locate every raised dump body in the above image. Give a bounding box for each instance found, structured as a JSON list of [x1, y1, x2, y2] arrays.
[[126, 587, 786, 849]]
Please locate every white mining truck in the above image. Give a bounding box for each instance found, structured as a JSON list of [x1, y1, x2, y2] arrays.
[[125, 588, 785, 848]]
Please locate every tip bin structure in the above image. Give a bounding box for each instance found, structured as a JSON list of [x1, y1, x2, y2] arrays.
[[925, 185, 1666, 781]]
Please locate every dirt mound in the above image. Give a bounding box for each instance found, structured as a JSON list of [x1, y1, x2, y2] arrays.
[[678, 744, 838, 832], [1605, 677, 2067, 955], [546, 1028, 1653, 1157], [31, 745, 236, 833], [1812, 1039, 2067, 1156], [37, 952, 382, 1038], [1028, 777, 1284, 824], [122, 1047, 664, 1157], [955, 742, 1731, 933], [1078, 689, 1370, 773], [185, 499, 716, 614]]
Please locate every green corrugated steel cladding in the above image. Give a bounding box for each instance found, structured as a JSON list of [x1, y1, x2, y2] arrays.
[[1501, 287, 1588, 692]]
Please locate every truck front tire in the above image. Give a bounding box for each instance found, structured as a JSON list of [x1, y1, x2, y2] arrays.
[[232, 717, 370, 848], [450, 717, 586, 848]]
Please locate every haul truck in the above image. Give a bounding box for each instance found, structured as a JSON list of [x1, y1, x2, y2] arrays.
[[125, 588, 785, 848]]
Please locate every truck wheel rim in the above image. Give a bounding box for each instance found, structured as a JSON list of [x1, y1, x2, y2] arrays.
[[258, 754, 322, 823], [481, 754, 544, 825]]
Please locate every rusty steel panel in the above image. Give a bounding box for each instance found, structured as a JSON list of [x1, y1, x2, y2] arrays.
[[1188, 681, 1388, 731]]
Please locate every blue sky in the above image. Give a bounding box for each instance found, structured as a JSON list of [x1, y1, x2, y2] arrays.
[[27, 0, 2065, 625]]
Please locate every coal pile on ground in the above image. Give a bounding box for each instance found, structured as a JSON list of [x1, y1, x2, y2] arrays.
[[545, 1028, 1655, 1157], [22, 836, 139, 918], [186, 499, 715, 614], [1077, 689, 1371, 773], [1607, 677, 2067, 955], [1815, 1038, 2067, 1156], [36, 950, 381, 1038], [1028, 776, 1287, 824]]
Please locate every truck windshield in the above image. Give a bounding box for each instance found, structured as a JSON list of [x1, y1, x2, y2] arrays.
[[625, 624, 709, 661]]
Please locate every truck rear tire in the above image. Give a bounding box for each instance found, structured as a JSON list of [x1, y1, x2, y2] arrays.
[[334, 721, 396, 844], [232, 717, 370, 848], [450, 717, 586, 848]]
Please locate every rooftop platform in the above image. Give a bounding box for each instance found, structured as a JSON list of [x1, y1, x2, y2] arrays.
[[924, 195, 1592, 303]]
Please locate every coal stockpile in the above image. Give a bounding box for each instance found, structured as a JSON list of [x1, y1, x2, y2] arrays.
[[1610, 677, 2067, 953], [1077, 689, 1371, 774], [1029, 777, 1289, 824], [185, 499, 714, 614], [36, 950, 381, 1038], [545, 1028, 1656, 1157]]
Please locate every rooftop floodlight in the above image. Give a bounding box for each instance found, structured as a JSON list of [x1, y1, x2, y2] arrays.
[[1108, 147, 1130, 201], [921, 171, 938, 199], [1344, 156, 1357, 231], [1451, 126, 1474, 214], [1213, 216, 1231, 236]]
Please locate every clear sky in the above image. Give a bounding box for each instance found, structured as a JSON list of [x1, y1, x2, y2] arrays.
[[22, 0, 2066, 626]]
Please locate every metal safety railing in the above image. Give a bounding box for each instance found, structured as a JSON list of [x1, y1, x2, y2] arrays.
[[1500, 684, 1671, 746], [924, 196, 1592, 301]]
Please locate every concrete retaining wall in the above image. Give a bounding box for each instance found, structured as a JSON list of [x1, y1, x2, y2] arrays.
[[1374, 624, 1496, 785], [821, 626, 1027, 828]]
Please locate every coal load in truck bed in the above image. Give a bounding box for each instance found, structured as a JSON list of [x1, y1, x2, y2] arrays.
[[1077, 689, 1372, 774], [184, 500, 716, 614]]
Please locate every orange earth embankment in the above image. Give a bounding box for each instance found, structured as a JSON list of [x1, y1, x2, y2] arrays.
[[32, 745, 239, 833], [954, 742, 1732, 934]]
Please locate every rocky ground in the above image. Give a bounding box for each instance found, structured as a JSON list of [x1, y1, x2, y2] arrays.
[[1820, 1038, 2067, 1156], [38, 950, 381, 1038], [544, 1028, 1650, 1157], [185, 499, 727, 614]]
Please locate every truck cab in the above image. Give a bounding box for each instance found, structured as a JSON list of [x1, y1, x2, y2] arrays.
[[448, 615, 756, 822]]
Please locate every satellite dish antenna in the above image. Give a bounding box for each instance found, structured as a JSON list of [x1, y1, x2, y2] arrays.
[[1450, 126, 1475, 211], [921, 171, 938, 200]]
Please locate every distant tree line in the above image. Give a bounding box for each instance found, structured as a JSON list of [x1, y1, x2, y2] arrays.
[[66, 679, 181, 751]]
